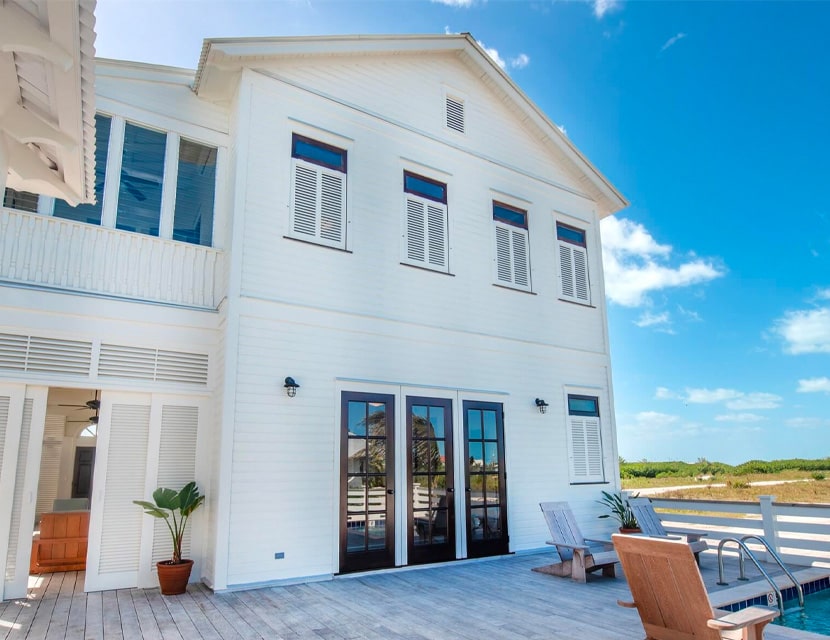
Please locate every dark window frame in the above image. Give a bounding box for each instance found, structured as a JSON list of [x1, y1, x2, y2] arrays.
[[493, 201, 528, 229], [556, 222, 587, 247], [567, 394, 600, 417], [404, 170, 447, 204], [291, 133, 347, 173]]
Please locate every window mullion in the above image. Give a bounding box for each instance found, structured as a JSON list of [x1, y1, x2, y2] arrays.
[[159, 132, 180, 240], [101, 116, 125, 229]]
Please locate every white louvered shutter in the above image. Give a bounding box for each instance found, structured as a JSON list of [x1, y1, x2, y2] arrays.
[[290, 159, 346, 249], [558, 242, 590, 303], [151, 405, 198, 566], [568, 416, 604, 483], [445, 96, 465, 133], [404, 196, 448, 270], [34, 416, 65, 520], [495, 223, 530, 290], [4, 399, 32, 586]]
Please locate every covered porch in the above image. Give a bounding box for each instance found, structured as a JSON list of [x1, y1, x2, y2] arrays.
[[1, 551, 825, 639]]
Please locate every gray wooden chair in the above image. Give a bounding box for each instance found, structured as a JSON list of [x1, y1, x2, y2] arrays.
[[613, 534, 777, 639], [629, 497, 708, 565], [532, 501, 618, 583]]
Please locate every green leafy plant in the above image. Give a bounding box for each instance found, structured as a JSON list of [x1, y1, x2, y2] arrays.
[[134, 481, 204, 564], [597, 490, 639, 529]]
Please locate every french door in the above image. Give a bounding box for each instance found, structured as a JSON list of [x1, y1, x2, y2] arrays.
[[463, 401, 508, 558], [406, 396, 454, 565], [339, 392, 395, 573]]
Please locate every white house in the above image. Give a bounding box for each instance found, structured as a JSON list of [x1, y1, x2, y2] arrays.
[[0, 29, 628, 599]]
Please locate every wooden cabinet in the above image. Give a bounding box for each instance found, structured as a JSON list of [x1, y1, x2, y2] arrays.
[[30, 511, 89, 574]]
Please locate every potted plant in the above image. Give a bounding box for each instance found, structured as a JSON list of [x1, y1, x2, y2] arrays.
[[134, 481, 204, 595], [597, 490, 640, 533]]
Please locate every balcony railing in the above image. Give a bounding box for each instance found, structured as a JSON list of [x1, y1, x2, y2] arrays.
[[0, 207, 225, 309]]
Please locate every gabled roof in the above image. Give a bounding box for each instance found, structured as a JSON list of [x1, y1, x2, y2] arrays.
[[193, 33, 627, 217], [1, 0, 97, 205]]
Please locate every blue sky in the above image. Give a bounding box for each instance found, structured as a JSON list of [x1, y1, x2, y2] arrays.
[[95, 0, 830, 465]]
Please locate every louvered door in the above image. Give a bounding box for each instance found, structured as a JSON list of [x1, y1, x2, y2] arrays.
[[568, 416, 604, 483]]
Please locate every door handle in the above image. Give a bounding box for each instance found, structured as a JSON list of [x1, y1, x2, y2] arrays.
[[446, 487, 454, 493], [387, 489, 394, 495], [465, 488, 471, 493]]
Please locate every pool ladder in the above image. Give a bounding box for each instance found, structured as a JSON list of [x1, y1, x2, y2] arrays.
[[716, 535, 804, 617]]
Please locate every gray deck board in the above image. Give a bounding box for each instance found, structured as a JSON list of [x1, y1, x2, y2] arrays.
[[1, 552, 827, 639]]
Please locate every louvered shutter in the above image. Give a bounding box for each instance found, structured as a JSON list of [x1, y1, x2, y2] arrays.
[[558, 242, 590, 303], [4, 399, 32, 592], [35, 416, 65, 520], [568, 416, 605, 483], [404, 196, 448, 270], [151, 405, 198, 566], [445, 96, 465, 133], [494, 223, 531, 290], [290, 159, 346, 249]]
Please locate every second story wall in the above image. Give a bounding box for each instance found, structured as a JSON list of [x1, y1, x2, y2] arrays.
[[229, 53, 610, 354]]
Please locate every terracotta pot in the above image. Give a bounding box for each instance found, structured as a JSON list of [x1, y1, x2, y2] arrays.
[[619, 527, 642, 534], [157, 559, 193, 595]]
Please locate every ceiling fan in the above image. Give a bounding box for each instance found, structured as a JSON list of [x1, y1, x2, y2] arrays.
[[60, 391, 100, 424]]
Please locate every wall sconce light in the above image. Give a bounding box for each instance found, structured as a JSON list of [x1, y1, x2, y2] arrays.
[[284, 377, 300, 398], [535, 398, 549, 414]]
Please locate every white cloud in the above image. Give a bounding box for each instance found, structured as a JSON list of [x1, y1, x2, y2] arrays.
[[797, 377, 830, 394], [816, 288, 830, 300], [714, 413, 766, 423], [660, 32, 687, 52], [432, 0, 477, 6], [634, 411, 680, 429], [726, 393, 782, 410], [601, 217, 725, 307], [477, 40, 505, 69], [774, 307, 830, 354], [510, 53, 530, 69], [635, 311, 670, 328], [556, 124, 567, 137], [655, 387, 679, 400], [786, 417, 829, 429], [677, 305, 702, 322], [685, 388, 743, 404], [591, 0, 621, 19]]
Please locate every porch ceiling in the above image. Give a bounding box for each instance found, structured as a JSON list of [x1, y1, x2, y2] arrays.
[[0, 0, 97, 205]]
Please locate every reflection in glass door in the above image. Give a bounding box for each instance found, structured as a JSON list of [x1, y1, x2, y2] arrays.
[[463, 401, 508, 558], [407, 397, 454, 565], [340, 392, 395, 573]]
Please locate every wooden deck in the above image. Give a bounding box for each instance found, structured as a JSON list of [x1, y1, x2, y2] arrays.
[[1, 551, 826, 639]]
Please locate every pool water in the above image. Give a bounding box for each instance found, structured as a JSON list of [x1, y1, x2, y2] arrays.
[[775, 588, 830, 635]]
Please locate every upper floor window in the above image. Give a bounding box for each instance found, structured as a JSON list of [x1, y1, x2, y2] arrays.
[[289, 134, 347, 249], [493, 201, 530, 291], [30, 114, 217, 247], [3, 188, 39, 213], [556, 222, 591, 304], [566, 393, 605, 484], [402, 171, 449, 272]]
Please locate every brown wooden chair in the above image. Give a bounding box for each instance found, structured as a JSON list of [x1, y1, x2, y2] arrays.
[[629, 497, 708, 565], [613, 534, 778, 640], [532, 501, 618, 583]]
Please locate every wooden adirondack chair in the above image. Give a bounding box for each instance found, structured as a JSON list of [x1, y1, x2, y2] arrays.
[[629, 497, 708, 565], [532, 501, 618, 583], [613, 534, 778, 640]]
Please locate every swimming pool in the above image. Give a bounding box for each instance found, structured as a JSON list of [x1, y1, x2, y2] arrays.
[[774, 588, 830, 635]]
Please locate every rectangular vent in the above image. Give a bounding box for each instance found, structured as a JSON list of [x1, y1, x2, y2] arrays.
[[99, 344, 208, 386], [446, 96, 465, 133], [0, 333, 92, 376]]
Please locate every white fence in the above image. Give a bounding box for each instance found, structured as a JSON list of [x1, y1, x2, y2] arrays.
[[647, 496, 830, 568], [0, 208, 224, 308]]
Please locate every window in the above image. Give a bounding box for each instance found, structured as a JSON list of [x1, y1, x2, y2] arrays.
[[493, 201, 530, 290], [53, 113, 111, 225], [402, 171, 449, 272], [289, 134, 347, 249], [173, 139, 217, 246], [3, 188, 39, 213], [117, 122, 166, 236], [556, 222, 591, 304], [566, 394, 605, 483]]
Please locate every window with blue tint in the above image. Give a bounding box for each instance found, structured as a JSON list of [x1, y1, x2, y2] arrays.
[[493, 201, 527, 229], [556, 222, 586, 247], [173, 138, 216, 246], [404, 171, 447, 203], [3, 188, 39, 213], [291, 134, 346, 172], [53, 113, 111, 224], [116, 122, 166, 236], [567, 395, 599, 417]]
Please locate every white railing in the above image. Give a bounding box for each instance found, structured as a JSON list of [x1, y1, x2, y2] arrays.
[[647, 496, 830, 568], [0, 208, 225, 308]]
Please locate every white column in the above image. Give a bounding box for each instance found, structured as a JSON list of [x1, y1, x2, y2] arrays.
[[758, 495, 779, 562], [0, 132, 9, 197]]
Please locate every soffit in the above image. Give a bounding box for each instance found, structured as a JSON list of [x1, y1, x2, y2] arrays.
[[1, 0, 97, 205]]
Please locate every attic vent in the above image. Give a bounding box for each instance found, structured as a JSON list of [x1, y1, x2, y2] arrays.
[[0, 333, 93, 376], [445, 95, 465, 133], [98, 344, 208, 386]]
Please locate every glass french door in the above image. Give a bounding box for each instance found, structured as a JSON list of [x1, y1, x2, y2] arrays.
[[407, 396, 455, 565], [339, 392, 395, 573], [463, 401, 508, 558]]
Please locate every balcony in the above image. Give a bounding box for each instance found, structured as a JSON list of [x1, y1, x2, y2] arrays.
[[0, 207, 225, 309]]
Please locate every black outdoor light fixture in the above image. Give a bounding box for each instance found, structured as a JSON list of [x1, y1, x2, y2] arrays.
[[284, 377, 300, 398], [535, 398, 549, 414]]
